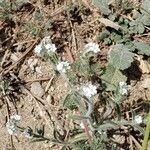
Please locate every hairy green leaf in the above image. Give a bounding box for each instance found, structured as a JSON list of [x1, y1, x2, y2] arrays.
[[63, 92, 80, 110], [98, 30, 110, 40], [74, 58, 91, 80], [108, 44, 134, 70], [141, 0, 150, 15], [92, 0, 111, 15], [133, 41, 150, 56], [69, 133, 87, 144], [141, 15, 150, 26], [101, 65, 127, 91], [129, 17, 145, 34]]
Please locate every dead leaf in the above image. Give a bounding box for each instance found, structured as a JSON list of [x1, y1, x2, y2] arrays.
[[99, 18, 121, 30]]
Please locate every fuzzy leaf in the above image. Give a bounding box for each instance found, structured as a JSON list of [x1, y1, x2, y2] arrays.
[[92, 0, 111, 15], [74, 58, 91, 80], [141, 15, 150, 26], [98, 29, 110, 40], [108, 44, 134, 70], [141, 0, 150, 15], [63, 92, 80, 110], [133, 41, 150, 56], [69, 133, 87, 144], [129, 16, 145, 34], [101, 65, 127, 91]]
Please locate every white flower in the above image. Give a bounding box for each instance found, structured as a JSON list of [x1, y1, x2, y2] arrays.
[[84, 42, 100, 54], [80, 121, 85, 129], [45, 43, 57, 53], [6, 115, 21, 135], [119, 81, 130, 95], [56, 61, 70, 73], [34, 36, 57, 55], [10, 115, 21, 121], [134, 115, 142, 124], [34, 44, 42, 54], [81, 83, 97, 99]]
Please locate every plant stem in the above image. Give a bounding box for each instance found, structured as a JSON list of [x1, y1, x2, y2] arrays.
[[141, 112, 150, 150]]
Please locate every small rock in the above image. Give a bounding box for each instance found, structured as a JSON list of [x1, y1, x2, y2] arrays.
[[141, 78, 150, 89], [112, 134, 125, 145], [28, 58, 38, 71], [30, 82, 44, 98], [50, 86, 54, 92], [35, 66, 42, 74]]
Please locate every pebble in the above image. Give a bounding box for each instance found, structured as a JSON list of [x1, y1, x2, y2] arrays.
[[141, 78, 150, 90], [30, 82, 44, 98]]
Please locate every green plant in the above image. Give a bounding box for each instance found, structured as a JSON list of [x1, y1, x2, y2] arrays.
[[3, 0, 150, 149]]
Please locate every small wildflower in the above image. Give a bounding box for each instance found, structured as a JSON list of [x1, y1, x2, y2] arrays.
[[10, 115, 21, 121], [81, 83, 97, 99], [34, 36, 57, 55], [34, 44, 42, 55], [23, 127, 33, 139], [45, 43, 57, 53], [6, 115, 21, 135], [84, 42, 100, 54], [80, 121, 85, 129], [134, 115, 142, 124], [56, 61, 70, 73], [119, 81, 130, 95]]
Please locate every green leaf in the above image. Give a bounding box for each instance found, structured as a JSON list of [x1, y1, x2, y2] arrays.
[[98, 29, 110, 41], [97, 121, 118, 131], [101, 65, 127, 91], [133, 41, 150, 56], [141, 15, 150, 26], [108, 44, 134, 70], [141, 0, 150, 15], [137, 23, 145, 34], [69, 133, 87, 144], [74, 58, 91, 80], [63, 92, 80, 110], [92, 0, 111, 15], [129, 16, 145, 34]]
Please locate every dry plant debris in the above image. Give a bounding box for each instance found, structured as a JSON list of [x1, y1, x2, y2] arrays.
[[0, 0, 150, 150]]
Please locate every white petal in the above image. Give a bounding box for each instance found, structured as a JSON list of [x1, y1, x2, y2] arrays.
[[34, 44, 42, 54], [7, 128, 14, 135], [134, 115, 142, 124], [11, 115, 21, 121]]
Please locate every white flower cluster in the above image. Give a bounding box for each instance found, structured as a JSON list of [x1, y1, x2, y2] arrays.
[[56, 61, 70, 73], [81, 83, 97, 99], [119, 82, 130, 95], [134, 115, 143, 124], [34, 36, 57, 55], [84, 42, 100, 54], [6, 115, 21, 135]]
